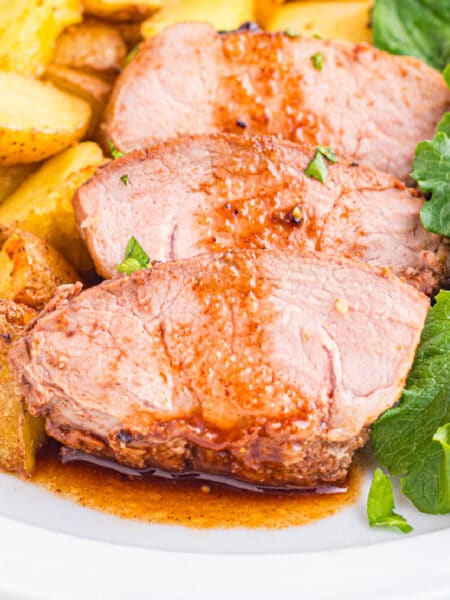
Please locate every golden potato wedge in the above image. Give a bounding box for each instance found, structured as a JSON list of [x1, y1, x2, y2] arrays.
[[53, 18, 127, 80], [266, 1, 373, 43], [0, 228, 79, 309], [0, 299, 45, 475], [51, 0, 83, 29], [141, 0, 255, 38], [0, 0, 82, 77], [256, 0, 284, 29], [0, 165, 38, 205], [0, 71, 91, 166], [44, 65, 112, 138], [83, 0, 162, 22], [0, 143, 105, 271], [116, 21, 144, 50]]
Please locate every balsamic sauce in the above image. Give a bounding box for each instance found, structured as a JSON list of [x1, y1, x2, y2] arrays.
[[30, 441, 364, 529]]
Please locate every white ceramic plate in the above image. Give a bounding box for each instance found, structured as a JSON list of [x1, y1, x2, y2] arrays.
[[0, 450, 449, 600]]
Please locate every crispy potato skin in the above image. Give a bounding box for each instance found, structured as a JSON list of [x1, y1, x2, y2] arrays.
[[0, 300, 45, 475], [0, 228, 79, 309], [0, 165, 38, 204], [0, 143, 105, 271], [0, 0, 82, 76], [83, 0, 162, 22], [141, 0, 255, 38], [53, 18, 127, 80], [0, 72, 91, 166], [266, 1, 373, 43]]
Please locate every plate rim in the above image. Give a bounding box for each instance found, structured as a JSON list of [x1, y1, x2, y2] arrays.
[[0, 514, 448, 600]]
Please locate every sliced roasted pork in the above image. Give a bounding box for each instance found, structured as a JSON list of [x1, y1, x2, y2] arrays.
[[11, 250, 429, 487], [74, 134, 448, 294], [100, 23, 450, 180]]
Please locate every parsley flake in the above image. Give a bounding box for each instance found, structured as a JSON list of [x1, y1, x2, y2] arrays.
[[284, 29, 299, 38], [316, 146, 338, 163], [311, 52, 324, 71], [305, 151, 328, 183], [109, 140, 126, 160], [117, 236, 151, 275], [120, 174, 129, 186]]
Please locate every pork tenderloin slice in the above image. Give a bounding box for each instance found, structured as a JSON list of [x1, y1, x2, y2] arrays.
[[10, 250, 429, 486], [74, 134, 448, 294], [100, 23, 450, 180]]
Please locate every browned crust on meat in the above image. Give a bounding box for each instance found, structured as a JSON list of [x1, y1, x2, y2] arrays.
[[46, 419, 369, 487]]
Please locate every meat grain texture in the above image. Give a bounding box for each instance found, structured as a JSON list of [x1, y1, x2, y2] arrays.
[[100, 23, 450, 180], [74, 134, 449, 294], [11, 251, 429, 487]]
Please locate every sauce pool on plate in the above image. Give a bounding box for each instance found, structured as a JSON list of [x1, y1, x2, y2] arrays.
[[30, 442, 364, 528]]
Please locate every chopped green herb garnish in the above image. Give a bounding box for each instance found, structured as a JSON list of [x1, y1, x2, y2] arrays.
[[284, 29, 299, 38], [371, 290, 450, 515], [122, 44, 140, 68], [109, 140, 126, 160], [117, 236, 151, 275], [120, 174, 129, 186], [367, 469, 413, 534], [316, 146, 338, 163], [313, 33, 323, 40], [305, 152, 328, 183], [311, 52, 324, 71]]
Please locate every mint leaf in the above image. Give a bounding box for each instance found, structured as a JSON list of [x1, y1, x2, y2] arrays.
[[372, 0, 450, 71], [411, 114, 450, 237], [444, 64, 450, 87], [117, 236, 151, 274], [371, 291, 450, 514], [367, 469, 413, 533]]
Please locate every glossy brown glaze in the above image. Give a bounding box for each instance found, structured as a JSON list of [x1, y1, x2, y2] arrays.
[[31, 443, 364, 528]]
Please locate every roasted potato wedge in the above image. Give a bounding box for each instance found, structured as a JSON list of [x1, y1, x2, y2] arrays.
[[45, 65, 112, 137], [53, 18, 127, 80], [116, 21, 143, 51], [0, 71, 91, 166], [266, 1, 373, 43], [83, 0, 162, 22], [0, 142, 105, 271], [0, 300, 45, 475], [51, 0, 83, 29], [141, 0, 255, 38], [0, 165, 38, 204], [256, 0, 284, 29], [0, 0, 82, 77], [0, 228, 79, 309]]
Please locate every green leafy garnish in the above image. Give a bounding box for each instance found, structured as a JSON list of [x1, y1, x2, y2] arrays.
[[305, 152, 328, 183], [311, 52, 324, 71], [367, 469, 413, 533], [372, 0, 450, 71], [284, 29, 299, 38], [316, 146, 338, 163], [444, 64, 450, 87], [304, 146, 337, 183], [117, 236, 151, 275], [371, 291, 450, 514], [109, 140, 126, 160], [411, 113, 450, 237], [120, 174, 129, 186], [122, 44, 140, 68]]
